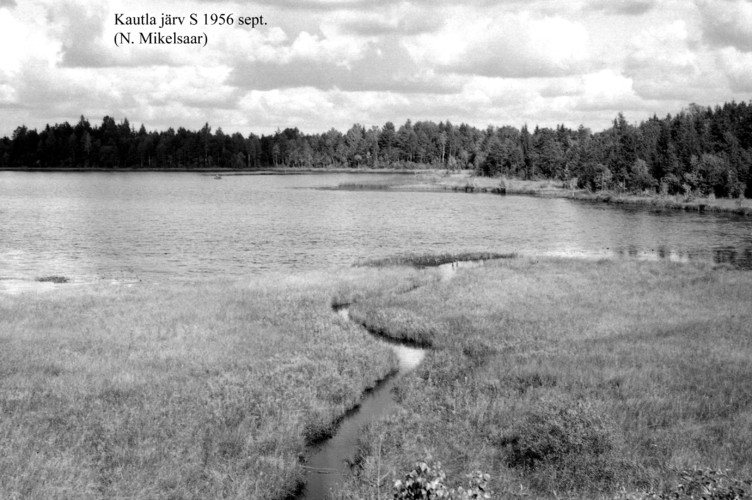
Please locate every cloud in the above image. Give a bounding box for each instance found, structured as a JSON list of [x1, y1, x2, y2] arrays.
[[4, 58, 122, 117], [246, 0, 529, 10], [232, 0, 402, 12], [48, 2, 197, 68], [573, 70, 639, 111], [436, 13, 592, 78], [697, 0, 752, 52], [622, 20, 704, 100], [718, 47, 752, 92], [138, 66, 240, 110], [589, 0, 656, 16], [229, 34, 460, 93], [338, 14, 444, 37], [0, 0, 749, 139], [47, 2, 107, 67], [0, 5, 61, 85]]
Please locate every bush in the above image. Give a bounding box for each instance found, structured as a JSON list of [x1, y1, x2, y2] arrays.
[[669, 468, 751, 499], [393, 461, 491, 499], [499, 400, 621, 492], [616, 468, 752, 499]]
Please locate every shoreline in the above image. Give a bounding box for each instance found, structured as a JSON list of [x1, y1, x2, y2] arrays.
[[3, 166, 749, 216], [322, 171, 752, 217], [567, 190, 752, 216], [0, 166, 424, 175]]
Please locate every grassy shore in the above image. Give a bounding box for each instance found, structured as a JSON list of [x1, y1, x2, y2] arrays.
[[572, 190, 752, 216], [3, 258, 752, 499], [339, 258, 752, 498], [327, 171, 570, 196], [356, 251, 516, 269], [0, 268, 435, 499], [329, 170, 752, 217]]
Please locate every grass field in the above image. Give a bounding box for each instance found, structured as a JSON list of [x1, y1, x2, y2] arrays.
[[2, 257, 751, 499], [0, 268, 434, 499], [338, 258, 752, 498]]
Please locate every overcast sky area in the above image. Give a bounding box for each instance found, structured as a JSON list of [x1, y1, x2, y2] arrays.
[[1, 0, 752, 137]]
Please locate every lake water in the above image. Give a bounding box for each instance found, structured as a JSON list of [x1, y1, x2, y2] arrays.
[[1, 171, 751, 284]]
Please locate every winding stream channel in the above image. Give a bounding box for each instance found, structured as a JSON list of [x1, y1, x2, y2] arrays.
[[298, 261, 480, 499], [299, 305, 426, 499]]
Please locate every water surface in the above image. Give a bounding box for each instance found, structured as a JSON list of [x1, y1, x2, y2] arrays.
[[1, 171, 751, 284]]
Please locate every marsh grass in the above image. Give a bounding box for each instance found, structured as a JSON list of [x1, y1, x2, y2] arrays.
[[357, 251, 516, 268], [327, 171, 751, 217], [337, 258, 752, 498], [348, 305, 440, 347], [573, 191, 752, 216], [331, 171, 751, 216], [333, 182, 395, 190], [325, 171, 569, 196], [7, 258, 752, 499], [0, 268, 424, 499], [35, 275, 69, 283]]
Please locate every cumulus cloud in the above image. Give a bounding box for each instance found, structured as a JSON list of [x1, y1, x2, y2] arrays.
[[229, 34, 460, 93], [48, 2, 205, 68], [718, 47, 752, 92], [622, 21, 702, 99], [697, 0, 752, 52], [337, 13, 444, 37], [0, 0, 750, 137], [434, 13, 592, 78], [589, 0, 656, 16], [575, 70, 639, 111], [48, 2, 108, 67], [247, 0, 532, 10]]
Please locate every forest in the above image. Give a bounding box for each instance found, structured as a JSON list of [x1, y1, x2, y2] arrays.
[[2, 100, 752, 197]]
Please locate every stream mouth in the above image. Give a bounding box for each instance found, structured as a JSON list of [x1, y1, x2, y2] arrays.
[[436, 259, 486, 281], [299, 304, 427, 499]]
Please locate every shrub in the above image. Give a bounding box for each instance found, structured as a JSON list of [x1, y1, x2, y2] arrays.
[[499, 400, 620, 492], [669, 468, 751, 499], [393, 461, 491, 499], [659, 468, 750, 499], [616, 468, 752, 499]]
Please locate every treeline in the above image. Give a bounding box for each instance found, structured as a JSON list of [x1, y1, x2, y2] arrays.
[[2, 101, 752, 197]]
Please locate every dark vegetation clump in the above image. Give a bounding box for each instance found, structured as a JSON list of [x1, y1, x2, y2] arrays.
[[461, 338, 497, 367], [334, 182, 393, 190], [622, 468, 752, 499], [302, 414, 337, 446], [512, 371, 557, 394], [36, 276, 68, 283], [358, 252, 516, 268], [499, 399, 625, 493], [393, 461, 492, 500]]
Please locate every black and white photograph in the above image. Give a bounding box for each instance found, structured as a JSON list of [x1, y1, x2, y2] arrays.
[[1, 0, 752, 498]]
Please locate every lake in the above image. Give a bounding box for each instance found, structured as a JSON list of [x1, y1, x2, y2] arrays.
[[1, 171, 751, 284]]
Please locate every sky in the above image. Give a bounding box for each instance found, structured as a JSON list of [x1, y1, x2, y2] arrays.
[[1, 0, 751, 137]]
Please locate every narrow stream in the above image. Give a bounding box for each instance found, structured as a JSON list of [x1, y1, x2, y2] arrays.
[[298, 260, 484, 499], [299, 305, 426, 499]]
